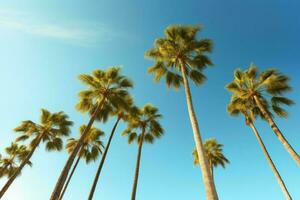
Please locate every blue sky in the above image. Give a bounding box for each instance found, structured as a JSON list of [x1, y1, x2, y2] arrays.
[[0, 0, 299, 200]]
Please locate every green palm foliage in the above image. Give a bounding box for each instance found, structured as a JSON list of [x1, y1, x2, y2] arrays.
[[145, 24, 218, 199], [193, 139, 229, 178], [58, 125, 105, 200], [15, 109, 73, 151], [76, 67, 133, 117], [226, 64, 299, 165], [0, 143, 32, 179], [227, 96, 292, 199], [88, 95, 136, 200], [67, 125, 105, 162], [122, 104, 163, 200], [145, 25, 213, 89], [0, 109, 73, 198], [50, 67, 133, 200]]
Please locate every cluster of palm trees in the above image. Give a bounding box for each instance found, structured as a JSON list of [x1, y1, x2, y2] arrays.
[[0, 24, 298, 200], [0, 67, 164, 200], [226, 65, 298, 200]]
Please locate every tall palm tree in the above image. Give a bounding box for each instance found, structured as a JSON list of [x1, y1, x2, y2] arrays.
[[0, 109, 73, 198], [226, 64, 299, 165], [50, 67, 133, 200], [192, 139, 229, 182], [0, 143, 32, 179], [227, 96, 292, 199], [58, 125, 105, 200], [145, 24, 218, 199], [122, 104, 164, 200], [88, 95, 136, 200]]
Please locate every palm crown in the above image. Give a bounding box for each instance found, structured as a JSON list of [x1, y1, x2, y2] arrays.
[[193, 139, 229, 169], [226, 64, 294, 118], [0, 143, 31, 178], [14, 109, 73, 151], [66, 125, 105, 163], [145, 25, 213, 89], [76, 67, 133, 121], [100, 94, 136, 123], [227, 95, 264, 124], [122, 104, 164, 144]]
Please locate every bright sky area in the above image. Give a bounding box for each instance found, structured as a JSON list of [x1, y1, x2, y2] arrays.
[[0, 0, 299, 200]]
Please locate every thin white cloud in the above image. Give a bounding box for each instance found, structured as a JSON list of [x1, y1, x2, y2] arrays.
[[0, 9, 117, 47]]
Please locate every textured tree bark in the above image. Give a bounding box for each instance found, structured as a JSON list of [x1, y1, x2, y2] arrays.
[[49, 99, 105, 200], [88, 117, 121, 200], [0, 133, 44, 198], [131, 131, 144, 200], [180, 63, 218, 200], [249, 121, 292, 200], [253, 95, 300, 165], [58, 155, 81, 200]]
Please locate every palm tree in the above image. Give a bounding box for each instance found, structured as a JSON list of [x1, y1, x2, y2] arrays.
[[50, 67, 133, 200], [226, 64, 299, 165], [58, 125, 105, 200], [88, 95, 136, 200], [192, 139, 229, 182], [227, 96, 292, 199], [0, 143, 32, 179], [145, 24, 218, 199], [122, 104, 164, 200], [0, 109, 73, 198]]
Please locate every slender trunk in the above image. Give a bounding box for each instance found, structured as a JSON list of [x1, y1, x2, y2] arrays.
[[210, 167, 214, 184], [248, 122, 292, 200], [180, 63, 218, 200], [0, 133, 44, 198], [253, 95, 300, 165], [209, 165, 216, 194], [88, 117, 121, 200], [131, 130, 144, 200], [49, 99, 105, 200], [58, 156, 81, 200]]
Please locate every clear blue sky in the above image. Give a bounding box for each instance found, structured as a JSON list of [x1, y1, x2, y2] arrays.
[[0, 0, 299, 199]]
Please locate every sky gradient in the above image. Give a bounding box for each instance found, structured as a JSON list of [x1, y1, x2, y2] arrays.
[[0, 0, 299, 200]]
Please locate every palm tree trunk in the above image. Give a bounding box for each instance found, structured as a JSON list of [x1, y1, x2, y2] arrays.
[[209, 166, 216, 194], [248, 121, 292, 200], [180, 63, 218, 200], [58, 156, 81, 200], [88, 117, 121, 200], [253, 95, 300, 165], [131, 131, 144, 200], [0, 133, 44, 198], [210, 167, 214, 184], [49, 99, 105, 200]]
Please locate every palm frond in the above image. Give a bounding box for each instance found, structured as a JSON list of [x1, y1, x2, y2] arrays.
[[271, 96, 294, 106], [128, 132, 137, 144], [46, 138, 63, 151], [78, 74, 98, 88], [189, 70, 206, 86]]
